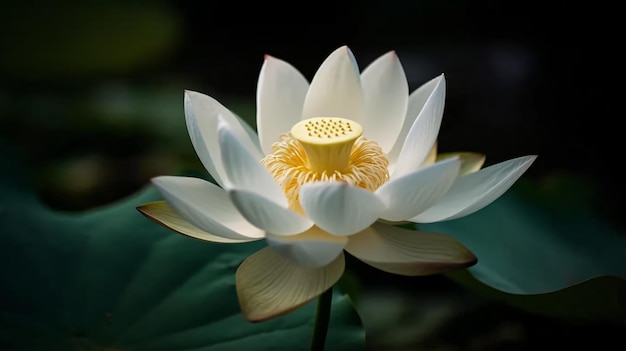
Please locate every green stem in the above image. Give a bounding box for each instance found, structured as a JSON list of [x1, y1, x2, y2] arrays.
[[310, 287, 333, 351]]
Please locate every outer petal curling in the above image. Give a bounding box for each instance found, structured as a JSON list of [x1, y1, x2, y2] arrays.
[[229, 189, 313, 236], [388, 75, 445, 171], [300, 182, 384, 236], [392, 74, 446, 177], [151, 176, 265, 240], [236, 247, 345, 322], [376, 157, 461, 221], [137, 201, 257, 243], [345, 223, 477, 276], [218, 118, 287, 205], [184, 91, 262, 187], [256, 55, 309, 155], [301, 46, 365, 123], [360, 51, 408, 152], [184, 92, 225, 186], [265, 227, 347, 268], [412, 155, 537, 223]]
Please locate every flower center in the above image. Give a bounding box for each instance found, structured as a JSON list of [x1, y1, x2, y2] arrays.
[[261, 117, 389, 213], [291, 117, 363, 172]]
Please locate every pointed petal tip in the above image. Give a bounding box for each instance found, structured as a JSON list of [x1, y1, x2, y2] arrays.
[[455, 243, 478, 266], [136, 202, 166, 225], [263, 53, 280, 62], [183, 89, 210, 108], [505, 155, 539, 167], [136, 203, 150, 215], [413, 154, 538, 222], [379, 50, 398, 59], [515, 154, 538, 166], [522, 154, 538, 168], [136, 201, 165, 222], [468, 253, 479, 266], [375, 49, 400, 61], [432, 73, 446, 84], [302, 44, 364, 122], [333, 44, 353, 56], [138, 199, 262, 243], [184, 89, 200, 98]]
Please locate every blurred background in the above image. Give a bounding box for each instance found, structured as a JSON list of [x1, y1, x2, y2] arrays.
[[1, 1, 623, 350]]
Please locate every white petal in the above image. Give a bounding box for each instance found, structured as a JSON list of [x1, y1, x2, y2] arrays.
[[229, 189, 313, 236], [392, 75, 446, 177], [345, 223, 476, 276], [137, 201, 257, 243], [360, 51, 409, 152], [299, 182, 383, 236], [376, 158, 461, 221], [301, 46, 365, 123], [184, 91, 262, 187], [184, 92, 225, 186], [265, 227, 347, 268], [237, 247, 345, 322], [218, 118, 287, 206], [412, 155, 537, 223], [256, 55, 309, 155], [387, 75, 444, 171], [234, 110, 263, 156], [151, 176, 264, 240]]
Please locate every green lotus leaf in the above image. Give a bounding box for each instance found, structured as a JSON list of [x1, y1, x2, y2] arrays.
[[420, 172, 626, 323], [0, 142, 365, 350]]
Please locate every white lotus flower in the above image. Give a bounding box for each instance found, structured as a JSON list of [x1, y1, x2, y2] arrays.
[[138, 46, 536, 322]]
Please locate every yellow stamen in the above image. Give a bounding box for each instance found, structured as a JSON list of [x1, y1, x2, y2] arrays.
[[261, 117, 389, 213]]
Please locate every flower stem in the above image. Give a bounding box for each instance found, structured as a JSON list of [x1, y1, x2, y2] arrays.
[[310, 287, 333, 351]]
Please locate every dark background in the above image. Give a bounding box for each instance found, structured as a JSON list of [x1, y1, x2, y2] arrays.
[[0, 1, 623, 349], [2, 1, 621, 219]]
